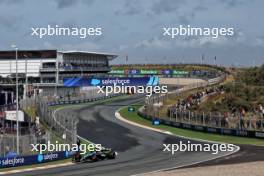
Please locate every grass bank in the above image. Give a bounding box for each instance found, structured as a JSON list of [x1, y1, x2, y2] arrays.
[[119, 105, 264, 146]]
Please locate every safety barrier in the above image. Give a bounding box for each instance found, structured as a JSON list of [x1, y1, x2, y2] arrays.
[[138, 109, 264, 139], [0, 151, 73, 168], [0, 93, 121, 168], [47, 94, 120, 106]]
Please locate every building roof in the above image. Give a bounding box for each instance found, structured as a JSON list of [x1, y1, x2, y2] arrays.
[[0, 50, 118, 60], [0, 50, 57, 59], [58, 50, 118, 60]]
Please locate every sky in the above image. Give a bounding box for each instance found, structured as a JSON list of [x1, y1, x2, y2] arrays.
[[0, 0, 263, 66]]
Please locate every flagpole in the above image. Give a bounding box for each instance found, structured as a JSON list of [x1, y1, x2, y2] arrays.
[[214, 56, 216, 66], [11, 44, 20, 155]]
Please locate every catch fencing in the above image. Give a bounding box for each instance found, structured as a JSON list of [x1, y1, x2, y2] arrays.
[[35, 88, 117, 147], [1, 87, 117, 157], [0, 128, 36, 157], [142, 74, 264, 138], [166, 109, 264, 131]]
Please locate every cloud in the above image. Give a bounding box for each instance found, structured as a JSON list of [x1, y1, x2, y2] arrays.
[[29, 41, 102, 52], [81, 0, 95, 6], [54, 0, 94, 9], [232, 30, 246, 43], [134, 29, 242, 50], [193, 5, 208, 12], [151, 0, 185, 15], [170, 35, 229, 48], [117, 44, 129, 51], [220, 0, 246, 8], [0, 0, 263, 66], [0, 0, 24, 5], [55, 0, 77, 9], [150, 1, 208, 24], [0, 15, 23, 30], [60, 41, 102, 51], [61, 19, 78, 28], [255, 36, 264, 47], [134, 37, 171, 49], [177, 15, 191, 24], [168, 28, 248, 48], [195, 36, 228, 46], [115, 0, 143, 16], [190, 5, 208, 19]]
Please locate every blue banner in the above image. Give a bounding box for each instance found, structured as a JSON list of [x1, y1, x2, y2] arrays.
[[162, 70, 172, 75], [128, 69, 140, 75], [63, 76, 159, 87], [0, 151, 72, 168]]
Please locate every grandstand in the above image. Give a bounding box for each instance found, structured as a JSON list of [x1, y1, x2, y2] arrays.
[[110, 63, 225, 79], [0, 50, 117, 156], [0, 50, 117, 97]]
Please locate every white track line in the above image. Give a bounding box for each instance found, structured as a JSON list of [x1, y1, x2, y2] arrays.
[[115, 110, 240, 176]]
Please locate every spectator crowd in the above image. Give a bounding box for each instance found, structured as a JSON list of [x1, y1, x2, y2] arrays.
[[168, 86, 264, 130]]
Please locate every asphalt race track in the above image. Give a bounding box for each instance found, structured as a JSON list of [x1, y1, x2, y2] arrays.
[[9, 95, 238, 176]]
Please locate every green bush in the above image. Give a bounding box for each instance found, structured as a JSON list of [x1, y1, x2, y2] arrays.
[[198, 65, 264, 113]]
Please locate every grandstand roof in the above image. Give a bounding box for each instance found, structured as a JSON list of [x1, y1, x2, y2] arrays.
[[0, 50, 118, 60], [0, 50, 57, 59], [58, 50, 118, 60]]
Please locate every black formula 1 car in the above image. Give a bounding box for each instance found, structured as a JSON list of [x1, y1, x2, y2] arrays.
[[72, 148, 117, 163]]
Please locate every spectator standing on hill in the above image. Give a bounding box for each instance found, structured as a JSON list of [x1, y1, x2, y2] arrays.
[[77, 138, 81, 151]]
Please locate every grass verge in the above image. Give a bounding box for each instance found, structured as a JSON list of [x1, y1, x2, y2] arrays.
[[119, 105, 264, 146]]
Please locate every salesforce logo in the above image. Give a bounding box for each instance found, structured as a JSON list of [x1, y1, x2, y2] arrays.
[[37, 154, 44, 162], [147, 76, 159, 86], [65, 151, 74, 158], [91, 79, 101, 86], [37, 153, 59, 163], [65, 151, 69, 157]]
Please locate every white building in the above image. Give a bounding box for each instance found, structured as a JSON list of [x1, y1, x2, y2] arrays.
[[0, 50, 57, 78], [0, 50, 117, 97], [0, 50, 117, 82]]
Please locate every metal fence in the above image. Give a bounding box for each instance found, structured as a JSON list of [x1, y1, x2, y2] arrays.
[[1, 87, 117, 157], [36, 97, 77, 145], [0, 128, 36, 157], [143, 74, 264, 132], [34, 87, 108, 145], [165, 109, 264, 131], [145, 74, 226, 104]]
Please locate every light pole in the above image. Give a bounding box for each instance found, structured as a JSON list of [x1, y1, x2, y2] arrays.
[[23, 55, 28, 108], [55, 57, 59, 97], [201, 54, 204, 65], [23, 54, 31, 129], [11, 45, 19, 154], [214, 56, 217, 66]]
